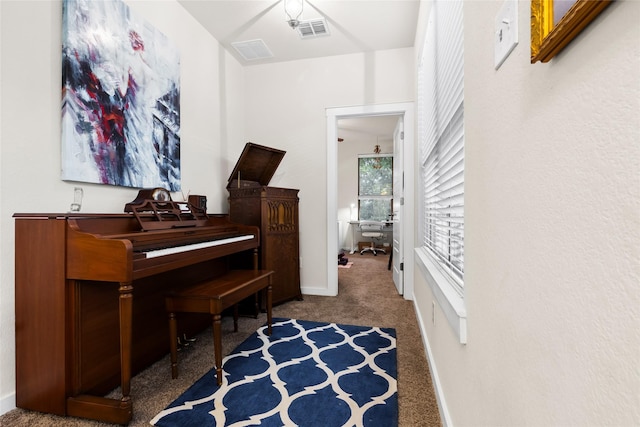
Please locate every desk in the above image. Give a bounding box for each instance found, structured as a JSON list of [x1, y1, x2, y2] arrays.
[[348, 221, 393, 254]]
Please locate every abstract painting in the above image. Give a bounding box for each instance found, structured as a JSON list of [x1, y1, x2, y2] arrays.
[[62, 0, 181, 190]]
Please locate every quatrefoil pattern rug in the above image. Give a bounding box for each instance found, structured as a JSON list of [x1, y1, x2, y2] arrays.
[[151, 318, 397, 426]]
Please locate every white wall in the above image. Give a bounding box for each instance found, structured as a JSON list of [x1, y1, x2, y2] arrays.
[[414, 1, 640, 426], [237, 49, 414, 296], [0, 0, 244, 411]]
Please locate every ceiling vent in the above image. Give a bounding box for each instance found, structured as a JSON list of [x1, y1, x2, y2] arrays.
[[296, 18, 330, 39], [231, 39, 274, 61]]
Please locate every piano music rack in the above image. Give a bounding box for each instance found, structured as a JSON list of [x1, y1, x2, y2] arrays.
[[130, 199, 209, 231]]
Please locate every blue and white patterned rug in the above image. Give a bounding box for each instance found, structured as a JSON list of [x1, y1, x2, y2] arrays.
[[150, 318, 397, 426]]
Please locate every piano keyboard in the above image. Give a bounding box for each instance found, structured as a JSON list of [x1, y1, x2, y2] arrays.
[[144, 234, 255, 259]]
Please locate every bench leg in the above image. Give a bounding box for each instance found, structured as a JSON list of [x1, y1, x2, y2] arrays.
[[168, 312, 178, 379], [233, 304, 238, 332], [266, 281, 273, 336], [252, 292, 259, 318], [212, 313, 223, 385]]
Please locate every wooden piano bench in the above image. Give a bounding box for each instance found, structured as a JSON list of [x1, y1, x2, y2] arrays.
[[165, 269, 274, 385]]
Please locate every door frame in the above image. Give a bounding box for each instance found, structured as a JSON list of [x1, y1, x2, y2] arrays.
[[326, 102, 415, 300], [392, 117, 404, 295]]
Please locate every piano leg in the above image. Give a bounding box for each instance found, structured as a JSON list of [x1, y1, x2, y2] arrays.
[[266, 279, 273, 336], [66, 281, 134, 425], [169, 312, 178, 378], [118, 282, 134, 406]]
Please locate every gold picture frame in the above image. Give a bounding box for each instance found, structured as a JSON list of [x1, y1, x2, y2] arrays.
[[531, 0, 613, 63]]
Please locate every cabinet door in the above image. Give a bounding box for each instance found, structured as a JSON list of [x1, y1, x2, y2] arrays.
[[264, 197, 300, 304], [263, 233, 299, 303]]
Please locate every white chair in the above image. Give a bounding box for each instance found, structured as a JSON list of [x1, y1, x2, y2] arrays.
[[359, 221, 386, 256]]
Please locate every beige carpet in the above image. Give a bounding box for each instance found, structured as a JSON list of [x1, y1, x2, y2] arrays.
[[0, 255, 441, 426]]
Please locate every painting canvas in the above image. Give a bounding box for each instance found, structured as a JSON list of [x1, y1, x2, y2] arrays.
[[61, 0, 181, 190]]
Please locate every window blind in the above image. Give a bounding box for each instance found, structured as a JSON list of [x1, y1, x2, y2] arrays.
[[418, 0, 464, 292]]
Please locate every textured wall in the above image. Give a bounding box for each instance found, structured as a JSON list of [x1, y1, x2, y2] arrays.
[[414, 1, 640, 425]]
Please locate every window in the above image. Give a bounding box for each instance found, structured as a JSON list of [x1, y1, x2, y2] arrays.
[[422, 105, 464, 289], [416, 0, 466, 343], [358, 155, 393, 221]]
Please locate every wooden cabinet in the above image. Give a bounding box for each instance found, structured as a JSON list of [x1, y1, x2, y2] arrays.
[[227, 143, 301, 305]]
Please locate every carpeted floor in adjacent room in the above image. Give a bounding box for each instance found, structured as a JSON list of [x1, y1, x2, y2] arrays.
[[0, 255, 441, 426]]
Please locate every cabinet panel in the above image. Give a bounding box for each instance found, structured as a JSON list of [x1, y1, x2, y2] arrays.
[[228, 186, 301, 305]]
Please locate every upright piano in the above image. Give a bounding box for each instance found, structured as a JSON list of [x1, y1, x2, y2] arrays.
[[14, 196, 260, 424]]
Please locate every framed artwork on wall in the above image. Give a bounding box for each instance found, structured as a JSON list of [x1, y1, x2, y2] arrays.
[[61, 0, 181, 190], [531, 0, 613, 63]]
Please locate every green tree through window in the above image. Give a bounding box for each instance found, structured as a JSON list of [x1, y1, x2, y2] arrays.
[[358, 156, 393, 221]]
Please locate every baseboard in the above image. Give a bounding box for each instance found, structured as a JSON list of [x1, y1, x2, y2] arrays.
[[413, 300, 453, 427], [0, 392, 16, 416], [300, 285, 336, 297]]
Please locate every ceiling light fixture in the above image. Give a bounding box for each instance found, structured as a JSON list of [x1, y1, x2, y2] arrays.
[[284, 0, 304, 29], [373, 144, 382, 168]]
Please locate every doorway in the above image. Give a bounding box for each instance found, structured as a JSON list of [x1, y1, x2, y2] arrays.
[[326, 103, 415, 300]]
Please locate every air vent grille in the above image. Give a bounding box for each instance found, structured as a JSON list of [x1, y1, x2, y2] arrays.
[[296, 18, 330, 38], [231, 39, 274, 61]]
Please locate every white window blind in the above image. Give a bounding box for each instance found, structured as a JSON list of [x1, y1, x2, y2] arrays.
[[418, 0, 464, 293]]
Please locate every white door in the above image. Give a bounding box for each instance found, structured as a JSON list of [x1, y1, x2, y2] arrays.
[[392, 117, 404, 294]]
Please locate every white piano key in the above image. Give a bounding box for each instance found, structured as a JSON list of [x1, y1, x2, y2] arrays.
[[145, 234, 254, 259]]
